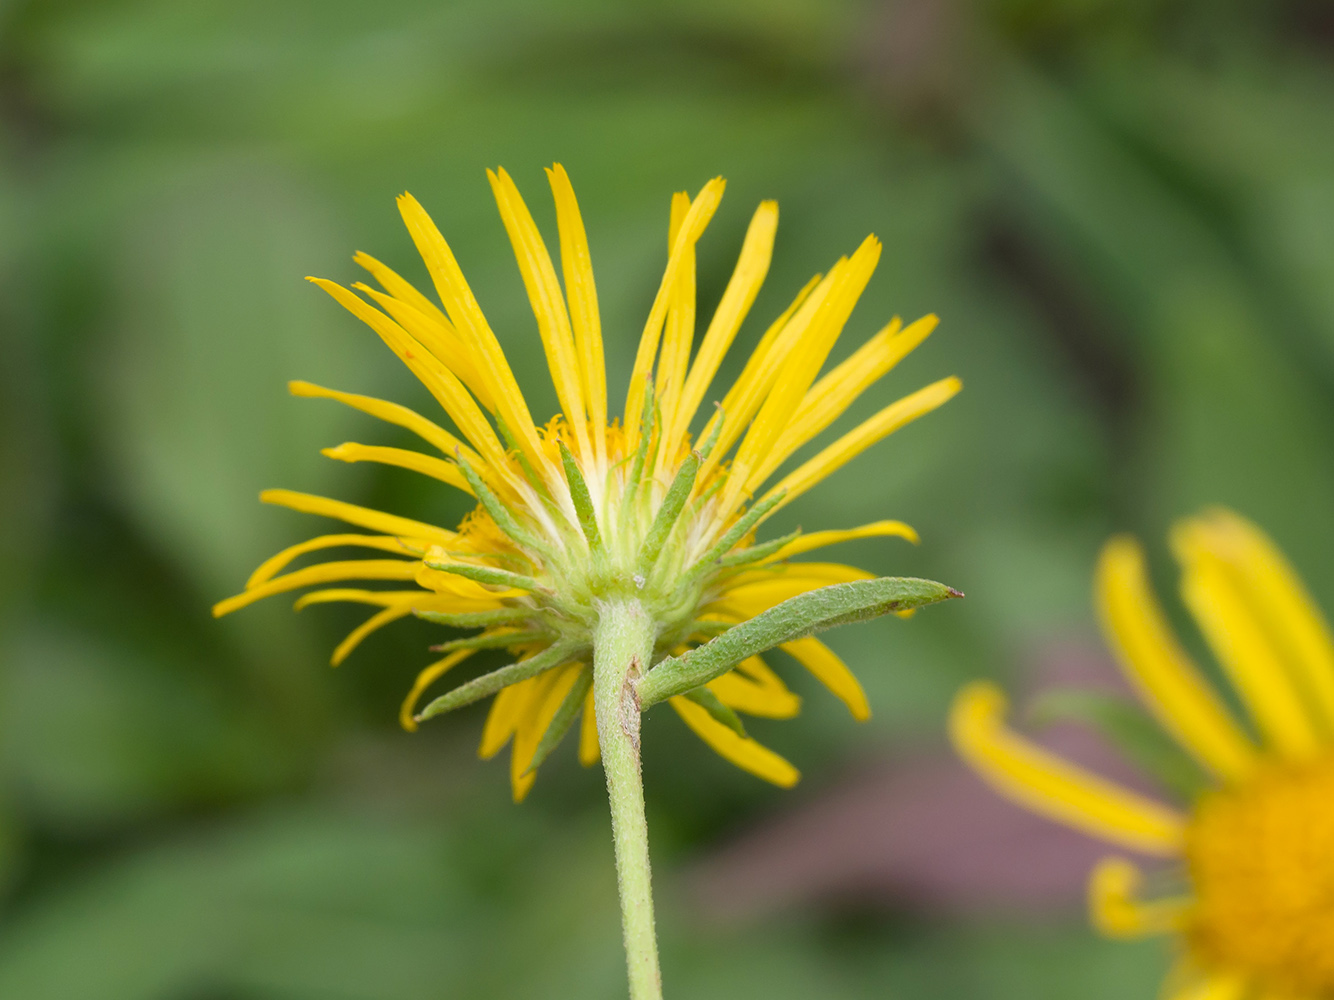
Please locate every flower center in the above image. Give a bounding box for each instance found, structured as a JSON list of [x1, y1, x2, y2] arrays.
[[1186, 753, 1334, 993]]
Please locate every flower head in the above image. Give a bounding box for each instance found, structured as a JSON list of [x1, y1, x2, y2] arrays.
[[951, 508, 1334, 997], [215, 166, 959, 800]]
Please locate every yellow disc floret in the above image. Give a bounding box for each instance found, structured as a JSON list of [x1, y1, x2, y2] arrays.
[[1186, 754, 1334, 993]]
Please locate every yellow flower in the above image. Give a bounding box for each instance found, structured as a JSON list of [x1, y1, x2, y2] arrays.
[[214, 165, 959, 801], [951, 508, 1334, 999]]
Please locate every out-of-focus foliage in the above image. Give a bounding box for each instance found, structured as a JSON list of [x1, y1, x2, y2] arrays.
[[0, 0, 1330, 995]]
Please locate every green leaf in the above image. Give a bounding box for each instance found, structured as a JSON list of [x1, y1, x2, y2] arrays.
[[684, 687, 746, 737], [524, 666, 593, 775], [1028, 689, 1208, 801], [638, 577, 961, 708], [714, 529, 801, 569], [416, 641, 583, 722]]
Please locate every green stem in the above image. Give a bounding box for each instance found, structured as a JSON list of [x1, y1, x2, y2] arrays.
[[592, 599, 662, 1000]]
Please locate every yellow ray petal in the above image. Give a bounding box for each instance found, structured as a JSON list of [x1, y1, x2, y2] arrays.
[[488, 167, 591, 461], [667, 200, 778, 453], [331, 602, 417, 666], [656, 190, 696, 471], [578, 682, 600, 766], [321, 442, 472, 495], [727, 236, 882, 511], [780, 637, 870, 720], [1096, 536, 1257, 782], [714, 563, 876, 617], [413, 563, 529, 601], [760, 520, 919, 565], [949, 681, 1187, 855], [757, 313, 939, 485], [247, 534, 422, 588], [1162, 970, 1248, 1000], [353, 250, 454, 332], [307, 278, 518, 487], [1199, 508, 1334, 739], [213, 559, 421, 617], [510, 663, 583, 802], [292, 588, 456, 611], [400, 648, 477, 732], [1087, 857, 1189, 939], [395, 192, 548, 476], [259, 488, 455, 545], [546, 164, 607, 466], [708, 669, 801, 719], [670, 695, 800, 787], [624, 177, 725, 452], [288, 380, 473, 459], [352, 284, 494, 412], [705, 262, 845, 515], [480, 681, 528, 759], [1173, 519, 1321, 759], [762, 376, 961, 516], [694, 272, 825, 490]]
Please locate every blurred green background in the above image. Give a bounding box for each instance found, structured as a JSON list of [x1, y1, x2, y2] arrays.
[[2, 0, 1333, 996]]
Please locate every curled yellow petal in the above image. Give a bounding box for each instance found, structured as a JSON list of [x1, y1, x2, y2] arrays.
[[708, 668, 801, 719], [668, 200, 777, 453], [949, 681, 1187, 856], [578, 682, 600, 766], [1097, 536, 1257, 782], [260, 489, 454, 545], [395, 192, 547, 476], [247, 534, 422, 589], [213, 559, 421, 617], [1173, 518, 1321, 759], [762, 376, 961, 516], [288, 380, 471, 458], [321, 442, 472, 495], [547, 164, 607, 466], [489, 167, 591, 461], [400, 648, 478, 732], [1196, 508, 1334, 739], [670, 694, 800, 787], [332, 602, 417, 666], [760, 521, 919, 565], [510, 663, 583, 802], [781, 636, 870, 721], [624, 177, 725, 452], [1087, 856, 1189, 939]]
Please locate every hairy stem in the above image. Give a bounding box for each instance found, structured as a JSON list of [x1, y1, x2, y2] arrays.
[[592, 599, 662, 1000]]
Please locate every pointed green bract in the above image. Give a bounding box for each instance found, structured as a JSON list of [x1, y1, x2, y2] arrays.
[[432, 628, 552, 653], [414, 607, 535, 629], [417, 640, 583, 721], [454, 453, 550, 557], [423, 556, 544, 593], [638, 577, 961, 708], [637, 451, 700, 573], [715, 529, 801, 569], [560, 441, 604, 555], [679, 491, 786, 584]]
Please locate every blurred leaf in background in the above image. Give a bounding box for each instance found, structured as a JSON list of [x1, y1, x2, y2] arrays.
[[0, 0, 1330, 995]]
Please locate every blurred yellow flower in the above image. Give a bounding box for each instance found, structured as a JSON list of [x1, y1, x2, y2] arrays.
[[952, 508, 1334, 999], [215, 165, 959, 801]]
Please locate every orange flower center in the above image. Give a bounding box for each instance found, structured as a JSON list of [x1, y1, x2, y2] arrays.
[[1186, 754, 1334, 993]]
